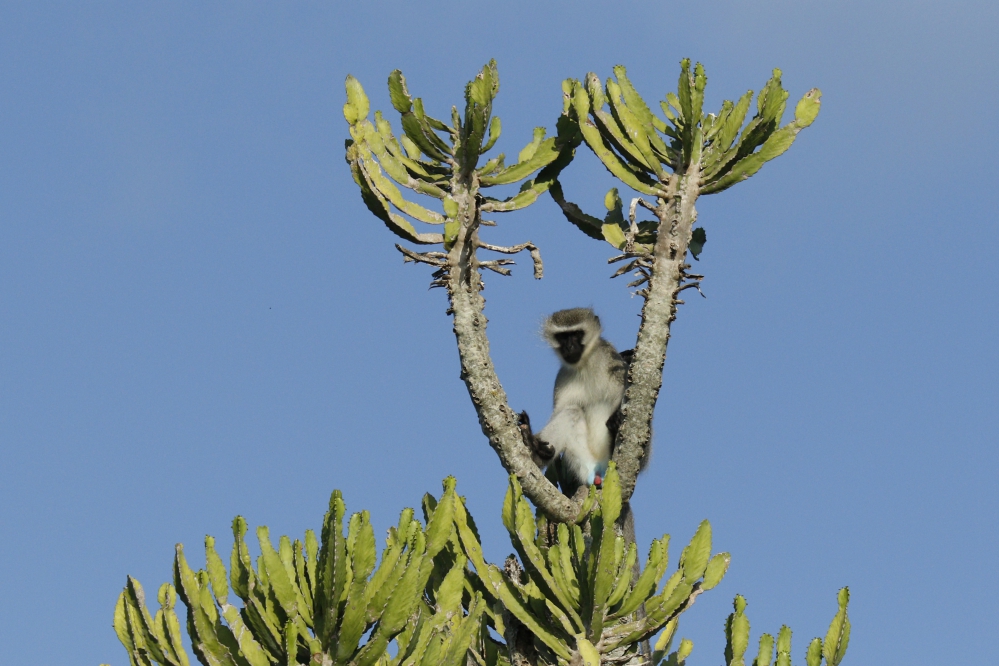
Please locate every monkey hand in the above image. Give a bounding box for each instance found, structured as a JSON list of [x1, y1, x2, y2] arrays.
[[606, 408, 624, 441], [518, 411, 555, 465]]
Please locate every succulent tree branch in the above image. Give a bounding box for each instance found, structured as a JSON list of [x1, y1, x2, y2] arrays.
[[343, 62, 582, 523], [445, 186, 579, 522], [612, 169, 699, 501], [555, 60, 821, 503], [477, 240, 544, 279]]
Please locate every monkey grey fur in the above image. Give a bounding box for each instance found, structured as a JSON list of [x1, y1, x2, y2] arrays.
[[519, 308, 632, 492]]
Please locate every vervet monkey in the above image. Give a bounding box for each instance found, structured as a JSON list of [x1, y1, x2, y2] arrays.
[[519, 308, 634, 494]]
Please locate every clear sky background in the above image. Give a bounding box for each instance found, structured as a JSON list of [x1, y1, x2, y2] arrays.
[[1, 2, 996, 664]]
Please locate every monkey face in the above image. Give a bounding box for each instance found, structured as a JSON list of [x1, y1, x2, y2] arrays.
[[554, 330, 586, 365]]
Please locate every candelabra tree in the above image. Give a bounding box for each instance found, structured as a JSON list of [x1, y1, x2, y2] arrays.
[[106, 58, 851, 666]]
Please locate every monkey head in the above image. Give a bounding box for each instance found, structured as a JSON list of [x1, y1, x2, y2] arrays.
[[543, 307, 603, 367]]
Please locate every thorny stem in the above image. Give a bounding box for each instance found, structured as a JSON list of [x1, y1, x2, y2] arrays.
[[612, 163, 701, 503], [445, 178, 580, 523]]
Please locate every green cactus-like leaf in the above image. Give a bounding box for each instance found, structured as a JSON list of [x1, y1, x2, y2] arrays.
[[546, 542, 579, 609], [365, 529, 407, 623], [257, 526, 300, 620], [652, 616, 678, 665], [388, 70, 413, 114], [823, 588, 851, 666], [353, 554, 424, 666], [480, 177, 544, 212], [453, 496, 500, 593], [709, 92, 752, 158], [805, 638, 823, 666], [479, 137, 558, 186], [155, 584, 190, 666], [662, 94, 681, 124], [700, 118, 803, 195], [204, 537, 230, 606], [113, 593, 138, 666], [292, 539, 313, 621], [548, 180, 603, 240], [481, 116, 502, 154], [494, 576, 573, 660], [510, 491, 583, 631], [758, 69, 789, 124], [229, 517, 255, 602], [460, 65, 495, 170], [576, 637, 601, 666], [589, 465, 624, 637], [336, 512, 377, 664], [775, 626, 792, 666], [679, 520, 712, 582], [606, 541, 638, 609], [677, 60, 693, 130], [606, 79, 663, 178], [477, 153, 505, 177], [600, 463, 622, 524], [573, 84, 662, 196], [612, 536, 668, 620], [414, 99, 453, 152], [304, 531, 319, 597], [315, 491, 348, 649], [602, 221, 627, 249], [585, 75, 655, 173], [282, 621, 298, 666], [676, 638, 694, 663], [726, 595, 750, 666], [613, 68, 675, 165], [443, 593, 487, 666], [123, 577, 170, 666], [400, 111, 449, 164], [754, 634, 774, 666], [435, 555, 468, 615], [344, 75, 369, 126], [794, 89, 822, 128], [425, 477, 457, 557], [612, 66, 655, 134], [368, 117, 449, 200], [400, 135, 422, 160], [243, 594, 284, 658], [174, 545, 241, 666], [702, 552, 730, 590], [347, 155, 444, 245], [517, 127, 545, 163], [216, 600, 270, 666], [355, 136, 447, 221]]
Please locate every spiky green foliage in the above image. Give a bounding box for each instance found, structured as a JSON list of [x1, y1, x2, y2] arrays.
[[448, 464, 729, 665], [722, 590, 850, 666], [552, 59, 821, 253], [343, 61, 578, 248], [111, 480, 488, 666], [110, 476, 850, 666]]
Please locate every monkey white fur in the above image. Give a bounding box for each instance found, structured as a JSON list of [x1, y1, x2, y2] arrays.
[[520, 308, 627, 489]]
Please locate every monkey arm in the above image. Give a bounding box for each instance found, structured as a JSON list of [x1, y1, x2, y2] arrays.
[[537, 406, 587, 457], [606, 408, 624, 442], [517, 411, 556, 466]]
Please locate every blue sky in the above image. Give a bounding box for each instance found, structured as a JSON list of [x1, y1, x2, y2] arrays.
[[1, 1, 996, 664]]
